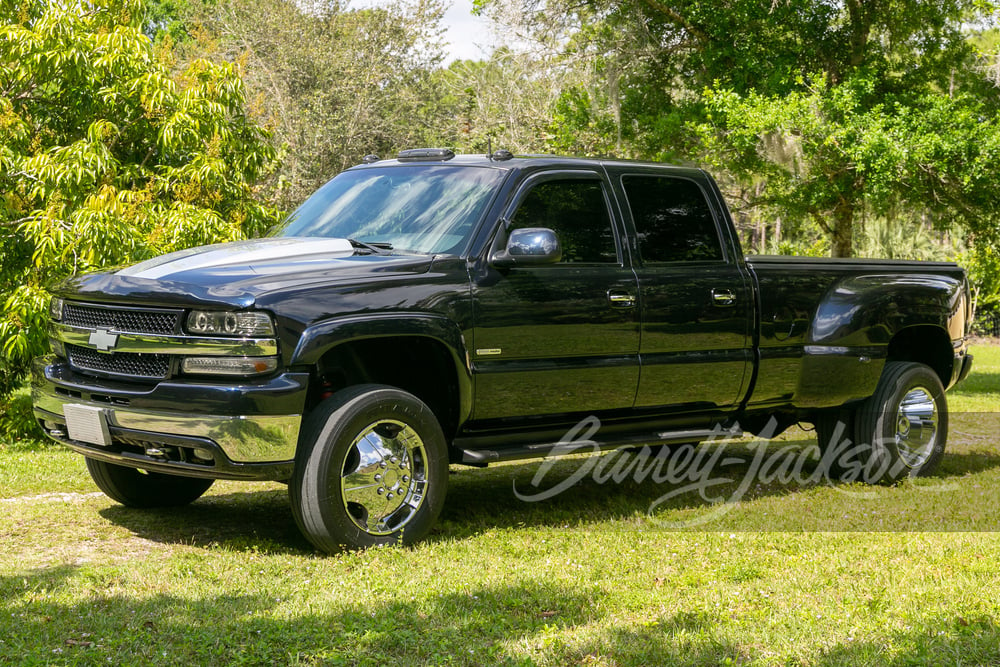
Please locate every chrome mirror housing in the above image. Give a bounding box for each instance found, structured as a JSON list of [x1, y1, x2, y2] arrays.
[[492, 227, 562, 267]]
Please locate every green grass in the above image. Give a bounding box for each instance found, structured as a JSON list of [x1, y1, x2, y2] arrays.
[[949, 344, 1000, 412], [1, 344, 999, 666]]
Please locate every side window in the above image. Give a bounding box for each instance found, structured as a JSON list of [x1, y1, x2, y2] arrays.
[[509, 179, 618, 263], [622, 175, 724, 263]]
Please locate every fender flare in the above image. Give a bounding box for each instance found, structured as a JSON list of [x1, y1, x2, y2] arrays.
[[795, 272, 967, 407], [291, 312, 474, 424]]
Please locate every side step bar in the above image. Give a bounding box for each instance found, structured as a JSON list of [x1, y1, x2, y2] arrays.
[[458, 426, 742, 466]]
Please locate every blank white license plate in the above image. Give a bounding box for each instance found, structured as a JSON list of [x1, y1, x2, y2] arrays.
[[63, 404, 111, 447]]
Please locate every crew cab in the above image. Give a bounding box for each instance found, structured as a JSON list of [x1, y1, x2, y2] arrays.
[[32, 150, 974, 553]]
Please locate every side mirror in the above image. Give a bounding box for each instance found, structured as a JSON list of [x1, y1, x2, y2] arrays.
[[492, 227, 562, 267]]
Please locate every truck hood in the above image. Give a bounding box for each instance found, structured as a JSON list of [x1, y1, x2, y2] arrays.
[[58, 237, 435, 308]]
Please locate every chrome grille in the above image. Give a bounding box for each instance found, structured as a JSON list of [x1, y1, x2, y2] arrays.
[[66, 344, 171, 380], [62, 303, 181, 335]]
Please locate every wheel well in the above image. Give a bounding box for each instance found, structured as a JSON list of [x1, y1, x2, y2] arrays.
[[886, 325, 953, 386], [309, 337, 462, 438]]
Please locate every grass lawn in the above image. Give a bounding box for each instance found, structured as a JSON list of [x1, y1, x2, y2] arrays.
[[1, 345, 999, 665]]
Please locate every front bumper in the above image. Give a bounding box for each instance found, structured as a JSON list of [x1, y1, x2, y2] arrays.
[[31, 356, 309, 481]]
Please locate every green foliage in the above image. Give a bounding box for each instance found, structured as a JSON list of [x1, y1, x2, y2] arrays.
[[430, 50, 565, 155], [776, 237, 830, 258], [695, 76, 1000, 256], [961, 243, 1000, 317], [0, 387, 44, 442], [483, 0, 1000, 260], [0, 0, 279, 400], [857, 217, 959, 262], [143, 0, 192, 44], [189, 0, 446, 211]]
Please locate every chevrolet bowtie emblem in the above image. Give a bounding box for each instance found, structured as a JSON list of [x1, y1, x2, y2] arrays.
[[88, 329, 119, 352]]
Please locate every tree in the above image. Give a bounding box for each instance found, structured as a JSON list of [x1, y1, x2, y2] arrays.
[[695, 76, 1000, 257], [481, 0, 1000, 258], [186, 0, 448, 210], [0, 0, 279, 400], [429, 49, 567, 154]]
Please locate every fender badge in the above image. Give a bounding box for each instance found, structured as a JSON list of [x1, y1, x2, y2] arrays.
[[476, 348, 502, 357], [88, 329, 119, 352]]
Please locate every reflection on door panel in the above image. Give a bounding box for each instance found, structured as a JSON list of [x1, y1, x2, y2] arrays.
[[621, 174, 750, 410], [472, 176, 640, 421]]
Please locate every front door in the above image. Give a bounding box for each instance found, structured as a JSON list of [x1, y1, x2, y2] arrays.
[[470, 171, 641, 423]]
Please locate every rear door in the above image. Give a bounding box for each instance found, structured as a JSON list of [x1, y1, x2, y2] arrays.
[[470, 169, 641, 422], [612, 170, 751, 411]]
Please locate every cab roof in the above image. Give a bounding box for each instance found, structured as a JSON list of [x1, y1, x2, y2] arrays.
[[349, 149, 707, 179]]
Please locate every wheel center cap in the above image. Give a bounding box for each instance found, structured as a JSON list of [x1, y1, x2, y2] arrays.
[[382, 468, 400, 488], [897, 415, 910, 437]]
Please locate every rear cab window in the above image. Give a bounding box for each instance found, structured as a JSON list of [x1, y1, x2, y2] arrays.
[[620, 175, 724, 263]]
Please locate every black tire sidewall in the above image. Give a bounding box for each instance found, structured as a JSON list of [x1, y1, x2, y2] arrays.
[[856, 362, 948, 483], [85, 457, 214, 508], [291, 384, 449, 553]]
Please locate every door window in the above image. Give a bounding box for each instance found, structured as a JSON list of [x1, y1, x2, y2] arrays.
[[622, 176, 724, 263], [509, 179, 618, 263]]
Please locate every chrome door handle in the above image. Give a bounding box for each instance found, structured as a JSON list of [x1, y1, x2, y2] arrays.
[[712, 289, 736, 306], [607, 290, 637, 308]]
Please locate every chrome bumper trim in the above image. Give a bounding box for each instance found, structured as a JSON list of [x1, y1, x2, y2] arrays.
[[34, 388, 300, 463]]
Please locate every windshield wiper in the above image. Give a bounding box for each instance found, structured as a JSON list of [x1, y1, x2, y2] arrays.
[[348, 238, 394, 256]]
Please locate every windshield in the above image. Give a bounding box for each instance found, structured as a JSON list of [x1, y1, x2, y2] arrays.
[[273, 165, 506, 255]]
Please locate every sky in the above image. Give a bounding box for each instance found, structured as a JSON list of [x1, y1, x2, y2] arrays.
[[439, 0, 498, 63]]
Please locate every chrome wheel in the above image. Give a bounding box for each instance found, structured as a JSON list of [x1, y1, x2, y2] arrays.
[[291, 384, 449, 554], [853, 361, 948, 484], [340, 419, 428, 536], [894, 386, 938, 469]]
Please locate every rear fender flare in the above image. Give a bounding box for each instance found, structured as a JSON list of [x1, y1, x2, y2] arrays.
[[796, 273, 967, 407]]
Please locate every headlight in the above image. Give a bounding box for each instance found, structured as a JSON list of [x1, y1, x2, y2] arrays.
[[186, 311, 274, 337], [181, 356, 279, 376], [50, 297, 64, 321]]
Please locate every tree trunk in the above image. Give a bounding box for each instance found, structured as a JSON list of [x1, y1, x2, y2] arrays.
[[831, 203, 854, 258]]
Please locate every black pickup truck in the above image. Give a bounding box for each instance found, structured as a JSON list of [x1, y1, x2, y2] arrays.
[[32, 150, 974, 553]]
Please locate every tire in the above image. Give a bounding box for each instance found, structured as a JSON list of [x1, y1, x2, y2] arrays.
[[814, 408, 857, 481], [85, 458, 214, 508], [289, 384, 449, 554], [851, 361, 948, 484]]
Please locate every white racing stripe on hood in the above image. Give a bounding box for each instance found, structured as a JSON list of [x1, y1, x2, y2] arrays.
[[116, 238, 355, 280]]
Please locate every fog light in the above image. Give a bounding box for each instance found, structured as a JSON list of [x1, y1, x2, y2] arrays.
[[181, 356, 278, 376]]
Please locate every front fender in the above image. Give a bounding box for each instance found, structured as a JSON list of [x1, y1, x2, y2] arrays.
[[291, 313, 473, 423]]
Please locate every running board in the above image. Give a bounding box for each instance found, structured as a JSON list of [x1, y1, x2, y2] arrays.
[[458, 427, 742, 466]]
